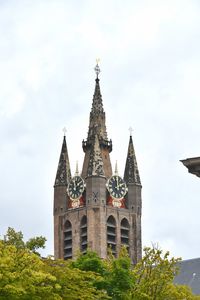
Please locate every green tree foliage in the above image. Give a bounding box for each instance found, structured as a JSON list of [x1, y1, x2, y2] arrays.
[[3, 227, 46, 255], [132, 246, 181, 299], [131, 246, 200, 300], [72, 249, 106, 275], [0, 228, 109, 299], [102, 247, 135, 300], [73, 247, 200, 300], [72, 248, 135, 299], [44, 258, 110, 300], [0, 240, 58, 299], [0, 228, 200, 299]]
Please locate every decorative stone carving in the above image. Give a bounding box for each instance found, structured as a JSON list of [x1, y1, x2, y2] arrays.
[[87, 135, 105, 177]]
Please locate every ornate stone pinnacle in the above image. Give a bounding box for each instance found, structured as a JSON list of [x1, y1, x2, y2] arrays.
[[87, 134, 105, 177]]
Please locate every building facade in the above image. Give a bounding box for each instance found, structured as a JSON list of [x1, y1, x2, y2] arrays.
[[54, 64, 142, 263]]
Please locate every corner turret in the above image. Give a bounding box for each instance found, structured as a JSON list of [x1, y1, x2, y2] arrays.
[[54, 131, 72, 259], [124, 130, 142, 262]]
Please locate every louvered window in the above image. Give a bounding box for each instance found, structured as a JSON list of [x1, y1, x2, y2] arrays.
[[121, 218, 130, 252], [107, 216, 116, 256], [64, 220, 72, 259], [80, 216, 87, 253]]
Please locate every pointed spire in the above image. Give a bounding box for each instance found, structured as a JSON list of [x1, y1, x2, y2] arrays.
[[91, 77, 104, 115], [124, 132, 141, 184], [92, 60, 103, 114], [91, 59, 101, 115], [86, 62, 108, 142], [82, 63, 112, 179], [87, 134, 105, 177], [54, 135, 71, 186]]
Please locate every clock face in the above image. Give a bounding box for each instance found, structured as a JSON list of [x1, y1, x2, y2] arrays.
[[106, 175, 128, 200], [67, 176, 85, 200]]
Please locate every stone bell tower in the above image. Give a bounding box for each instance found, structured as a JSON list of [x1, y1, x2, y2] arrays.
[[54, 64, 142, 263]]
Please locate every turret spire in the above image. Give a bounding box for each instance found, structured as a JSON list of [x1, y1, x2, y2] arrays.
[[54, 134, 71, 186], [124, 132, 141, 184]]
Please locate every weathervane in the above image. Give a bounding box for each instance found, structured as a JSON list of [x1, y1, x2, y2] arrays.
[[94, 58, 101, 78], [129, 126, 133, 136], [63, 127, 67, 136]]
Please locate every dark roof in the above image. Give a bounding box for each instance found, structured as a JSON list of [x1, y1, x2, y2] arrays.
[[174, 258, 200, 295]]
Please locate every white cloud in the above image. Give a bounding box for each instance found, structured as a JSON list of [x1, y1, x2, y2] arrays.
[[0, 0, 200, 259]]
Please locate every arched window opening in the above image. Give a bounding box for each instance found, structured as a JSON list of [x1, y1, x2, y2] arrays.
[[64, 220, 72, 259], [107, 216, 116, 256], [80, 216, 87, 253], [121, 218, 130, 252]]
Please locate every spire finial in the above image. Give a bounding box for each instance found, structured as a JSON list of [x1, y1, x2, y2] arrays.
[[94, 58, 101, 78], [63, 127, 67, 137], [115, 160, 118, 175], [129, 126, 133, 136], [75, 161, 79, 176]]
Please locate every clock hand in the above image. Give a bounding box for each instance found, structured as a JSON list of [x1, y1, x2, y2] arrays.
[[118, 183, 125, 187], [116, 176, 119, 189], [73, 179, 76, 190]]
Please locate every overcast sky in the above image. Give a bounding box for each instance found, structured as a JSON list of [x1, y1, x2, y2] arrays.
[[0, 0, 200, 259]]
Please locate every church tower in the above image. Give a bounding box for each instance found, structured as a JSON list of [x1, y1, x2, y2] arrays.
[[54, 64, 142, 263]]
